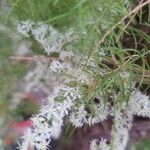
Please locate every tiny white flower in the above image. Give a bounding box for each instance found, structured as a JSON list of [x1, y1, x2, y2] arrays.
[[49, 60, 70, 72], [20, 128, 34, 150], [90, 138, 110, 150], [73, 70, 89, 84], [69, 105, 87, 127], [59, 51, 74, 60], [49, 60, 62, 72], [90, 139, 99, 150], [60, 86, 81, 100], [17, 20, 33, 37]]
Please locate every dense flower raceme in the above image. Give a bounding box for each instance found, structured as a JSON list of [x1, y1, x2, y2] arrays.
[[18, 21, 63, 54], [17, 20, 81, 55], [19, 85, 81, 149], [69, 100, 110, 127], [17, 21, 150, 150], [90, 89, 150, 150]]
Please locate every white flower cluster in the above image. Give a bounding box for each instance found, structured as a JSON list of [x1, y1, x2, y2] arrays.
[[90, 89, 150, 150], [70, 69, 90, 84], [59, 51, 74, 60], [111, 103, 132, 150], [20, 101, 64, 149], [69, 104, 87, 127], [90, 139, 110, 150], [17, 21, 83, 55], [69, 100, 110, 128], [89, 103, 132, 150], [18, 20, 64, 54], [19, 85, 81, 150], [129, 90, 150, 117], [17, 20, 33, 37], [49, 60, 71, 73]]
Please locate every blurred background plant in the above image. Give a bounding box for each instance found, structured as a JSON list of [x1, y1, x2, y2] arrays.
[[0, 1, 41, 149]]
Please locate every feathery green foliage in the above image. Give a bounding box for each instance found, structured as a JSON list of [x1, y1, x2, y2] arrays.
[[8, 0, 150, 104]]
